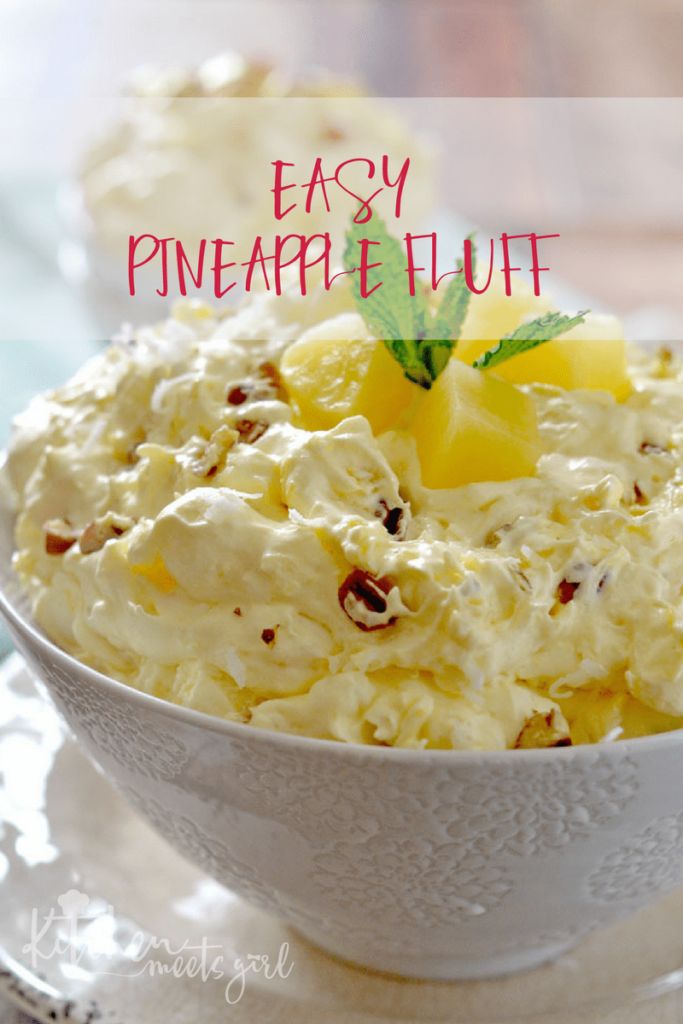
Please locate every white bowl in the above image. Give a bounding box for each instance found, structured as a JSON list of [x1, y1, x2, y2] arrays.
[[2, 473, 683, 981]]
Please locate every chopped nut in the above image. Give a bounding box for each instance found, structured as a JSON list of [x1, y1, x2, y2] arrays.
[[186, 425, 235, 477], [234, 419, 269, 444], [557, 579, 580, 604], [633, 482, 647, 505], [515, 710, 572, 749], [227, 384, 252, 405], [338, 569, 398, 632], [79, 513, 133, 554], [639, 441, 668, 455], [257, 360, 282, 386], [375, 499, 406, 538], [44, 519, 78, 556], [227, 362, 287, 407], [258, 361, 288, 401], [227, 381, 277, 406]]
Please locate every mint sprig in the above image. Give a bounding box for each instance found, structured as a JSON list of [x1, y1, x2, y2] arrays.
[[472, 311, 588, 369], [344, 216, 473, 389], [343, 216, 432, 387], [343, 216, 587, 389], [429, 237, 475, 345]]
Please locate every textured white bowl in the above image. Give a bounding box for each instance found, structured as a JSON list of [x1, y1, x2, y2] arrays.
[[2, 476, 683, 981]]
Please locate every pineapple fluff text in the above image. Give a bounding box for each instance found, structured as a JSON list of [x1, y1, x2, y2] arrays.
[[6, 281, 683, 750]]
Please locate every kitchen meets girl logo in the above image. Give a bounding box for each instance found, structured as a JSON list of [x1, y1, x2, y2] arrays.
[[22, 889, 294, 1005]]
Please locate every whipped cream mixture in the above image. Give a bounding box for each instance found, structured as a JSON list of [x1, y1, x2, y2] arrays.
[[7, 288, 683, 749]]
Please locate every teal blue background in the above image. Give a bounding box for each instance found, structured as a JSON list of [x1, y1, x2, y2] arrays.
[[0, 175, 103, 658]]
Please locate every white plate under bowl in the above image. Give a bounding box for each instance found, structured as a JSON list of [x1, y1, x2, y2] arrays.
[[2, 655, 683, 1023]]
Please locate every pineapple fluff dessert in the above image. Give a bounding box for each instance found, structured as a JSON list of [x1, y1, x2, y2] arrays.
[[7, 273, 683, 750]]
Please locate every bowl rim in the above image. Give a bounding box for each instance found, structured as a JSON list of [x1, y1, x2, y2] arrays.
[[3, 568, 683, 765]]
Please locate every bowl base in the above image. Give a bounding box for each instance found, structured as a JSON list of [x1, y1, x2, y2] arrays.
[[6, 656, 683, 1022], [293, 924, 580, 981]]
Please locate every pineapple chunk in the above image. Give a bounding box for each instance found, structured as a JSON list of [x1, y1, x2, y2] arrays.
[[458, 309, 631, 402], [557, 687, 683, 745], [130, 555, 177, 593], [459, 276, 554, 347], [280, 312, 416, 434], [410, 359, 541, 488]]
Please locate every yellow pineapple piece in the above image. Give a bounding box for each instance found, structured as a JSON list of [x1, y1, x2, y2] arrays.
[[558, 686, 683, 744], [620, 696, 683, 739], [280, 313, 416, 434], [410, 359, 541, 488], [459, 276, 554, 348], [130, 554, 177, 593], [556, 688, 625, 746], [458, 307, 631, 402]]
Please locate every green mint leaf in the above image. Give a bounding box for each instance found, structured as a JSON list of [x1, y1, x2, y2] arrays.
[[421, 339, 453, 381], [472, 310, 589, 370], [343, 216, 429, 340], [344, 215, 436, 389], [385, 338, 433, 389], [428, 235, 475, 345]]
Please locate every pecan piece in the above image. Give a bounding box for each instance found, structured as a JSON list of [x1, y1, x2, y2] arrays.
[[338, 569, 398, 632], [632, 482, 647, 505], [44, 519, 78, 556], [557, 578, 580, 604], [375, 499, 406, 538], [234, 418, 269, 444], [227, 384, 252, 406], [227, 380, 282, 406], [639, 441, 668, 455], [258, 361, 288, 401], [257, 360, 284, 390], [515, 710, 572, 749], [79, 514, 133, 554], [227, 362, 287, 407]]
